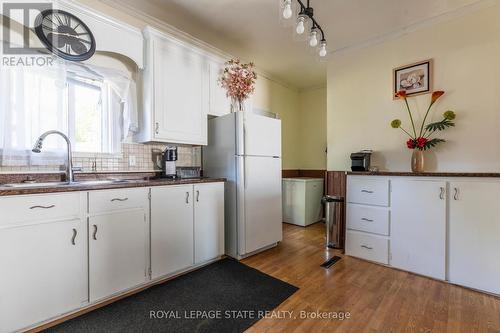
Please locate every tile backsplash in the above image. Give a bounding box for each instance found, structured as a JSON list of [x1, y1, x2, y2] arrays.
[[0, 143, 201, 173]]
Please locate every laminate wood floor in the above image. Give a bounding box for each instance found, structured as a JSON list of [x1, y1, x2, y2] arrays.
[[242, 223, 500, 333]]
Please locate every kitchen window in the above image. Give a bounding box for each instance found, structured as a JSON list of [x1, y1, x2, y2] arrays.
[[0, 62, 137, 166]]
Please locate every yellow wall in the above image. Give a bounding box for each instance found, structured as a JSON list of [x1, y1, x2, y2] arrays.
[[298, 87, 327, 170], [327, 5, 500, 172]]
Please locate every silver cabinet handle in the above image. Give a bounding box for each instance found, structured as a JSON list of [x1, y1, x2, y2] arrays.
[[71, 228, 77, 245], [439, 187, 445, 200], [196, 190, 200, 202], [454, 187, 459, 200], [111, 198, 129, 202], [30, 205, 55, 210], [361, 245, 373, 250], [361, 218, 374, 222], [361, 190, 373, 194], [92, 225, 98, 240], [186, 192, 190, 204], [155, 122, 160, 135]]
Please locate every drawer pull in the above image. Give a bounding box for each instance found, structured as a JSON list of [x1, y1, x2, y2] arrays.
[[453, 187, 459, 200], [111, 198, 129, 202], [196, 190, 200, 202], [29, 205, 55, 210], [361, 190, 374, 194], [71, 228, 77, 245], [361, 245, 373, 250], [361, 218, 374, 222], [92, 225, 98, 240], [186, 192, 190, 204]]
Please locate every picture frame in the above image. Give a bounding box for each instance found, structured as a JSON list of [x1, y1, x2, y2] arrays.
[[393, 59, 433, 99]]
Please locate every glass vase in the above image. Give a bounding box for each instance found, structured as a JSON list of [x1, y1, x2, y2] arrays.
[[230, 97, 245, 113], [411, 149, 425, 173]]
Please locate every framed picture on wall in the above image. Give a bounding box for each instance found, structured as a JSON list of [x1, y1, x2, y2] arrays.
[[393, 59, 433, 99]]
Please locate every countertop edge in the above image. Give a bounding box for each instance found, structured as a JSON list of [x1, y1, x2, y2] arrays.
[[347, 171, 500, 177], [0, 178, 226, 197]]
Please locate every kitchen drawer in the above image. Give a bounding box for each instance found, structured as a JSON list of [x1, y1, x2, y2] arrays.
[[89, 188, 149, 214], [347, 204, 390, 236], [0, 192, 82, 227], [346, 230, 389, 265], [347, 177, 389, 206]]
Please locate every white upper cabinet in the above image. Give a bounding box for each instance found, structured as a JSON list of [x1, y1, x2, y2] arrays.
[[391, 179, 446, 280], [208, 60, 232, 117], [449, 181, 500, 295], [140, 27, 208, 145]]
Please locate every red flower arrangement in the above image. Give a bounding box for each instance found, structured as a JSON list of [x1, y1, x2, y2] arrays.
[[219, 59, 257, 112], [391, 91, 457, 151]]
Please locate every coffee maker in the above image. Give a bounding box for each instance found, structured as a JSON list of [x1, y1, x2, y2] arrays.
[[162, 146, 178, 178]]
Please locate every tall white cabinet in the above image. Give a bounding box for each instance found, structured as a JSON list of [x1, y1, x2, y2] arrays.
[[140, 27, 209, 145]]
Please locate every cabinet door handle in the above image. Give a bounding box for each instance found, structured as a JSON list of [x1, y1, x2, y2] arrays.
[[361, 190, 373, 194], [454, 187, 459, 200], [361, 218, 374, 222], [111, 198, 129, 202], [71, 228, 77, 245], [155, 122, 160, 135], [196, 190, 200, 202], [92, 225, 98, 240], [30, 205, 55, 210], [439, 187, 445, 200], [186, 192, 190, 204], [361, 245, 373, 250]]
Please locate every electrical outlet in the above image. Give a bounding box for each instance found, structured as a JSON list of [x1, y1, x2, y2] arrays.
[[129, 155, 137, 167]]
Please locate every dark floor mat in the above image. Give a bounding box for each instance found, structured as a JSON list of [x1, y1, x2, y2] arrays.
[[45, 258, 298, 333]]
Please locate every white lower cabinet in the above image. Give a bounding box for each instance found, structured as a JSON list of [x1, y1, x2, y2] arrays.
[[0, 194, 87, 333], [449, 181, 500, 295], [151, 183, 225, 279], [194, 183, 225, 264], [391, 179, 446, 280], [151, 185, 194, 279], [88, 189, 149, 302]]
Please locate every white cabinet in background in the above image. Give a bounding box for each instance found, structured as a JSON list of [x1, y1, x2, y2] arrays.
[[194, 183, 225, 264], [88, 188, 149, 302], [391, 179, 446, 280], [141, 27, 208, 145], [151, 185, 195, 279], [449, 181, 500, 295], [0, 193, 87, 333], [208, 60, 231, 117]]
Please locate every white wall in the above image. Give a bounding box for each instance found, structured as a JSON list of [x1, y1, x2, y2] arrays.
[[327, 5, 500, 172]]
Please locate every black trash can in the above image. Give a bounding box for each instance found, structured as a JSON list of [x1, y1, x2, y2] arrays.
[[321, 195, 345, 249]]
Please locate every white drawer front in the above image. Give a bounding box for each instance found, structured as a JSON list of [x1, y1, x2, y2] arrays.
[[348, 178, 389, 206], [89, 188, 149, 214], [347, 204, 390, 236], [0, 193, 82, 227], [346, 230, 389, 265]]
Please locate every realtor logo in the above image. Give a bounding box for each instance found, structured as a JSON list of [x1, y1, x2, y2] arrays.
[[1, 1, 54, 66]]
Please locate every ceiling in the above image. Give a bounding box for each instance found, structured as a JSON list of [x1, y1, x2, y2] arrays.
[[114, 0, 486, 89]]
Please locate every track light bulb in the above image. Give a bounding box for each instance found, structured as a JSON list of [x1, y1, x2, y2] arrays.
[[282, 0, 293, 19], [296, 16, 305, 34], [319, 41, 327, 57], [309, 29, 318, 47]]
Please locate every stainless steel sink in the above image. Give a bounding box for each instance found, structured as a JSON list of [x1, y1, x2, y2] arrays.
[[1, 179, 137, 189]]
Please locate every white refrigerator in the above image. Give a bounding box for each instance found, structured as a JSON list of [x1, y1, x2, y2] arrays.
[[203, 111, 283, 259]]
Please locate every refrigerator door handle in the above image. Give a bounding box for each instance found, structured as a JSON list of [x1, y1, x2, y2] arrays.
[[243, 156, 247, 189]]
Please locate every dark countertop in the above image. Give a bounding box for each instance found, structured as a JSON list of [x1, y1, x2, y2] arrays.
[[347, 171, 500, 178], [0, 177, 226, 196]]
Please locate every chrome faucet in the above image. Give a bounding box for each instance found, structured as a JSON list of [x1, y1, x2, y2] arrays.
[[32, 130, 75, 183]]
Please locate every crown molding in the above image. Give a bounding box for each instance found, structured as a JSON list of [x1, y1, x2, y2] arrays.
[[97, 0, 299, 91], [330, 0, 499, 56]]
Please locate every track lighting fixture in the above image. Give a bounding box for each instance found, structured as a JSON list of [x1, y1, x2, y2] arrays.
[[281, 0, 328, 57]]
